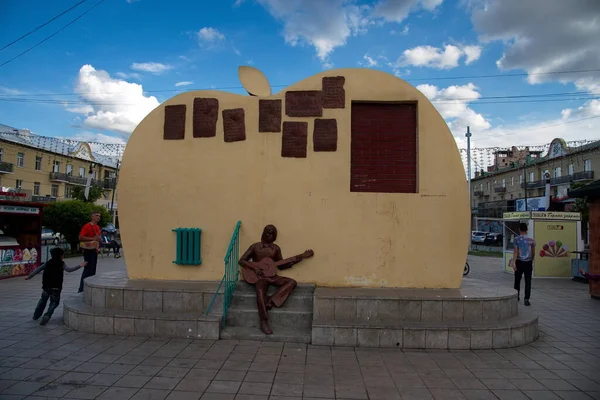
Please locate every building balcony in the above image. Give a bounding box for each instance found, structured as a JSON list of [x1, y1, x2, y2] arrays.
[[103, 178, 116, 190], [474, 190, 484, 197], [0, 161, 14, 174], [49, 172, 87, 185], [572, 171, 594, 181], [521, 180, 545, 189], [494, 187, 507, 193]]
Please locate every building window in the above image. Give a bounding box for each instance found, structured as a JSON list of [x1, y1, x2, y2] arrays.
[[584, 159, 592, 172], [0, 148, 3, 162], [486, 182, 490, 191], [17, 152, 24, 168], [554, 167, 562, 178], [79, 167, 86, 178], [479, 183, 483, 192], [51, 184, 59, 197], [529, 172, 535, 182], [501, 178, 506, 187], [35, 156, 42, 170], [519, 175, 523, 185], [64, 185, 72, 199], [66, 164, 73, 176], [34, 182, 40, 195], [53, 160, 61, 173], [16, 179, 23, 189], [568, 164, 574, 176], [511, 176, 514, 186]]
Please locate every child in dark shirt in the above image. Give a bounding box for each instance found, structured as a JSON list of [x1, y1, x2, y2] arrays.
[[25, 247, 87, 325]]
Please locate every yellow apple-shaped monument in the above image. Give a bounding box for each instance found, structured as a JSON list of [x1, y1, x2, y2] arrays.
[[119, 66, 469, 288]]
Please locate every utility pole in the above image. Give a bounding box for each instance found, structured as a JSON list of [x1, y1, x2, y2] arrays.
[[523, 157, 528, 211], [110, 160, 119, 225], [466, 126, 472, 209]]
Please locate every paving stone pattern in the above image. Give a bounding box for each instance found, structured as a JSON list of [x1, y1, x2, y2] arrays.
[[0, 255, 599, 399]]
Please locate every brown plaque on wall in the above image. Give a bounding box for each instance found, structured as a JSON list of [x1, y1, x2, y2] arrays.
[[313, 119, 337, 152], [322, 76, 345, 109], [193, 98, 219, 138], [282, 121, 308, 158], [222, 108, 246, 142], [285, 91, 322, 117], [259, 99, 282, 132], [164, 104, 186, 140]]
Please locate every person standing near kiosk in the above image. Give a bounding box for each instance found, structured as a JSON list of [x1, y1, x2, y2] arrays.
[[512, 222, 536, 306], [78, 211, 101, 292]]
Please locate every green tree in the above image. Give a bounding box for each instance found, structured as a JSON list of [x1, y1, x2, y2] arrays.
[[70, 185, 104, 203], [43, 200, 111, 250], [570, 182, 589, 222]]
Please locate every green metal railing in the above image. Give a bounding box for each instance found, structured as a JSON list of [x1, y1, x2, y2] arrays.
[[206, 221, 241, 327]]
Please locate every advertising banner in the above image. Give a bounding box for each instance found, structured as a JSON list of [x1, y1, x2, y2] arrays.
[[534, 221, 577, 277]]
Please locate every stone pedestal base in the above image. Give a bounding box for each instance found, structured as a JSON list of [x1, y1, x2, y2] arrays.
[[63, 274, 538, 349]]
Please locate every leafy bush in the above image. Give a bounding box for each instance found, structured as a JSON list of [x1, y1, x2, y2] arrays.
[[43, 200, 111, 250]]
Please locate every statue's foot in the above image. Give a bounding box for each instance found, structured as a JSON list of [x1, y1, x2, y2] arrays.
[[260, 320, 273, 335]]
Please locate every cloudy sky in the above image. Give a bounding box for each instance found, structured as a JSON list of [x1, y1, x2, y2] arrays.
[[1, 0, 599, 150]]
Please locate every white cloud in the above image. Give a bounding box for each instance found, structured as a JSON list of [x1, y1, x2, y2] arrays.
[[417, 82, 491, 135], [373, 0, 443, 23], [197, 27, 226, 45], [115, 72, 142, 80], [462, 45, 482, 65], [360, 54, 378, 67], [130, 62, 172, 74], [0, 86, 25, 95], [256, 0, 370, 62], [396, 44, 481, 69], [71, 131, 127, 144], [175, 81, 194, 87], [463, 114, 600, 149], [68, 65, 160, 136], [469, 0, 600, 93], [65, 105, 94, 114], [561, 99, 600, 120], [254, 0, 443, 63]]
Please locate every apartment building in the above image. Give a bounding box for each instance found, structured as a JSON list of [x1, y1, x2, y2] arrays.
[[472, 138, 597, 218], [0, 124, 118, 209]]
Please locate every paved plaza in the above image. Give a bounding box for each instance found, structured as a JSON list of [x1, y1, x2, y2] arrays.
[[0, 255, 599, 400]]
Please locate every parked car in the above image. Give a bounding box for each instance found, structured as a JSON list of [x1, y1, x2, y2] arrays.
[[471, 231, 487, 244], [485, 233, 503, 246], [41, 227, 62, 245]]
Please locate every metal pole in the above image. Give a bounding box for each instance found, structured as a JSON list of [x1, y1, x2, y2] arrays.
[[110, 160, 119, 225], [466, 126, 472, 209], [523, 160, 528, 211]]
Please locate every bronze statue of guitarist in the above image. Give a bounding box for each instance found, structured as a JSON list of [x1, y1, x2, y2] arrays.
[[239, 225, 314, 335]]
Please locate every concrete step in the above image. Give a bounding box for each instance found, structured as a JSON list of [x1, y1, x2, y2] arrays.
[[220, 326, 311, 344], [225, 307, 312, 329], [63, 296, 221, 340], [229, 290, 313, 310], [235, 281, 315, 295], [311, 308, 539, 349]]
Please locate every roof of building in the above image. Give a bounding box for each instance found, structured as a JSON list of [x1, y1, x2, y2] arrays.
[[568, 179, 600, 199], [473, 138, 600, 181], [0, 124, 119, 168]]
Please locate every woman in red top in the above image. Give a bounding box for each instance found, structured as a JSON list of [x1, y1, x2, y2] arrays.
[[78, 211, 101, 293]]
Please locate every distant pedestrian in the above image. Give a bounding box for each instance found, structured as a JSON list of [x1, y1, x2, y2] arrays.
[[26, 247, 87, 325], [100, 229, 121, 258], [78, 211, 101, 292], [511, 222, 536, 306]]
